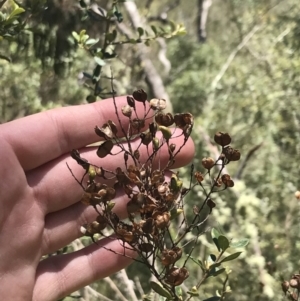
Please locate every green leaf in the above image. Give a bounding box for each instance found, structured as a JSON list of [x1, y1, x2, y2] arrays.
[[211, 228, 221, 251], [137, 27, 144, 37], [94, 56, 106, 66], [150, 281, 172, 299], [9, 7, 25, 19], [72, 31, 80, 41], [208, 267, 226, 278], [220, 252, 242, 263], [85, 38, 99, 45], [218, 235, 229, 251], [230, 238, 249, 248], [151, 25, 157, 35], [190, 256, 205, 270], [211, 228, 221, 239]]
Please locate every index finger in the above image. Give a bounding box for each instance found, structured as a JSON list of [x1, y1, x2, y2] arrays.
[[0, 96, 148, 171]]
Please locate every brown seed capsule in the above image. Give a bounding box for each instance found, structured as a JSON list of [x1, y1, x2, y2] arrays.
[[207, 198, 216, 210], [121, 105, 133, 118], [127, 96, 135, 108], [289, 278, 298, 288], [149, 98, 166, 110], [174, 113, 194, 129], [223, 147, 241, 161], [194, 171, 204, 183], [155, 212, 170, 229], [169, 143, 176, 153], [161, 247, 183, 266], [226, 179, 234, 187], [155, 112, 174, 126], [131, 118, 145, 131], [202, 157, 215, 169], [133, 89, 147, 102], [165, 267, 189, 286], [281, 280, 290, 294], [140, 132, 152, 145], [214, 132, 232, 146], [97, 140, 114, 158]]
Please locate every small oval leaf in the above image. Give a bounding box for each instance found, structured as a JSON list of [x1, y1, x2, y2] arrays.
[[220, 251, 242, 263], [218, 235, 229, 251], [230, 239, 249, 248], [150, 281, 172, 299]]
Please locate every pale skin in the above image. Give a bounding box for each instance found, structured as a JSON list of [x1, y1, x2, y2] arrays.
[[0, 96, 195, 301]]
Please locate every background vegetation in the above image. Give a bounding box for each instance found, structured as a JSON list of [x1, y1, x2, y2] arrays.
[[1, 0, 300, 300]]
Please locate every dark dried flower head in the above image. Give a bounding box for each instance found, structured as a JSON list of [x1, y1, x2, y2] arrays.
[[223, 147, 241, 161], [165, 267, 189, 286], [149, 98, 166, 110], [155, 112, 174, 127], [121, 105, 133, 118], [214, 132, 232, 146], [194, 171, 204, 183], [154, 212, 170, 229], [174, 113, 194, 129], [161, 247, 182, 266], [202, 157, 215, 169], [281, 280, 290, 294], [127, 96, 135, 108], [133, 89, 147, 102], [97, 140, 114, 158], [131, 118, 145, 131]]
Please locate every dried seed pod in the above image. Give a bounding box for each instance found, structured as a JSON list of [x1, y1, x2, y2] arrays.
[[121, 105, 133, 117], [165, 267, 189, 286], [155, 112, 174, 126], [223, 146, 241, 161], [95, 120, 118, 140], [207, 198, 216, 210], [289, 279, 298, 288], [141, 218, 155, 234], [214, 132, 232, 146], [131, 118, 145, 131], [154, 212, 170, 229], [194, 171, 204, 183], [86, 221, 103, 234], [152, 137, 160, 150], [133, 89, 147, 102], [174, 113, 194, 129], [159, 125, 172, 141], [149, 98, 166, 110], [127, 96, 135, 108], [140, 132, 152, 145], [97, 140, 114, 158], [221, 174, 231, 183], [169, 143, 176, 153], [161, 247, 182, 266], [202, 157, 215, 169], [157, 183, 169, 195], [226, 179, 234, 187], [281, 281, 289, 294], [149, 122, 158, 137], [116, 228, 135, 242]]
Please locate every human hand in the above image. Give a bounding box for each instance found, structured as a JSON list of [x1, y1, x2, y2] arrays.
[[0, 96, 194, 301]]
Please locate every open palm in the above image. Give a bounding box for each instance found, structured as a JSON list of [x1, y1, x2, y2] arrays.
[[0, 96, 194, 301]]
